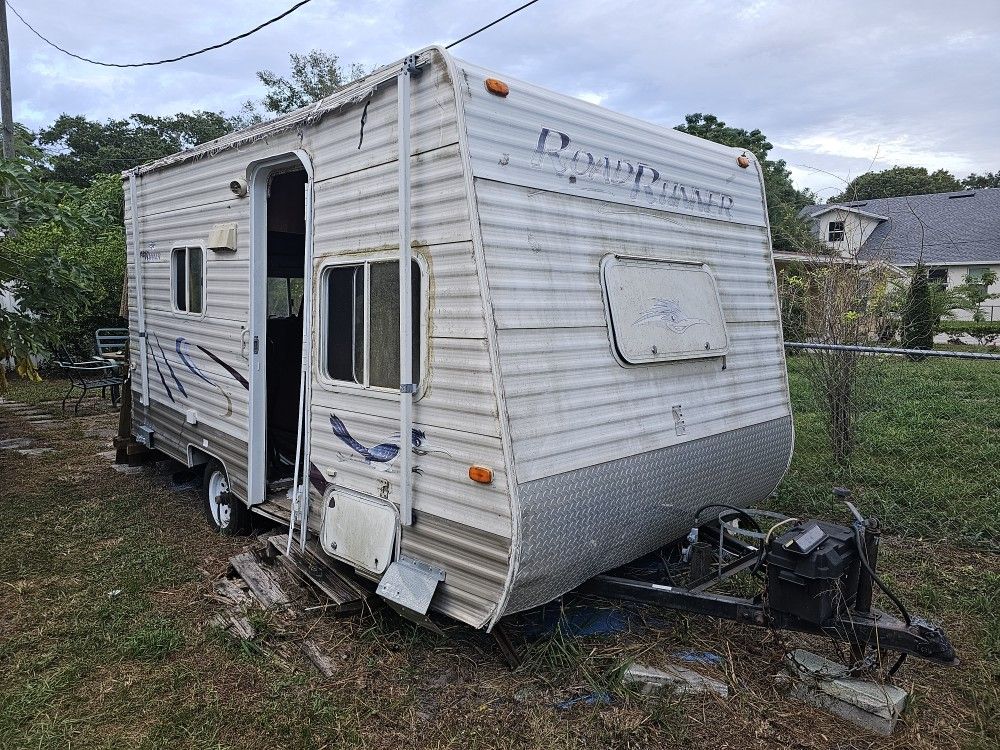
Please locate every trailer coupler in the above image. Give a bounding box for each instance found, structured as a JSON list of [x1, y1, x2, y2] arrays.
[[576, 493, 959, 669], [577, 575, 958, 666]]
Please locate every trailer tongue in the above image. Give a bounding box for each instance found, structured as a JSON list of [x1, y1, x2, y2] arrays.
[[576, 489, 958, 671]]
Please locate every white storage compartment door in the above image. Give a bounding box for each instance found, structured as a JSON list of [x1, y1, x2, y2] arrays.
[[602, 256, 729, 364]]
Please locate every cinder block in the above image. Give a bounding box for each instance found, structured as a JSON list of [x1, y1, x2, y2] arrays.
[[623, 663, 729, 698], [780, 649, 908, 736]]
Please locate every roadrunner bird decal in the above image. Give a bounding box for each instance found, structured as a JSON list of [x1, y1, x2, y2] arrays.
[[329, 414, 447, 472], [634, 298, 708, 334]]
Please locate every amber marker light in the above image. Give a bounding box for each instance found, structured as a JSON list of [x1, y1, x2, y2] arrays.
[[469, 465, 494, 484], [484, 78, 510, 97]]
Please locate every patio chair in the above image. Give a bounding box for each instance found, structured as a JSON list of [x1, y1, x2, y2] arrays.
[[95, 328, 129, 360], [54, 351, 126, 414]]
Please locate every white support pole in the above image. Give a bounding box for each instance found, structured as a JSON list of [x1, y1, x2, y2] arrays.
[[296, 177, 314, 551], [128, 171, 150, 406], [397, 56, 416, 527]]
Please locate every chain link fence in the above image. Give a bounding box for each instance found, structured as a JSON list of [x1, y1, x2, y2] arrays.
[[773, 343, 1000, 546]]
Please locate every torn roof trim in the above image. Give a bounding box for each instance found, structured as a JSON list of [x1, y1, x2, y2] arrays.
[[123, 47, 441, 179]]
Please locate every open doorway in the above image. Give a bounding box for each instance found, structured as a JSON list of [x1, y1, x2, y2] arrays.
[[264, 168, 308, 485]]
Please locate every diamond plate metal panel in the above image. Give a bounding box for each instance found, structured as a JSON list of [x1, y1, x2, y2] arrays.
[[502, 416, 793, 615]]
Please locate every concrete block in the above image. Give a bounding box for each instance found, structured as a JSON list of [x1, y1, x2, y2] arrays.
[[623, 663, 729, 698], [780, 649, 907, 736]]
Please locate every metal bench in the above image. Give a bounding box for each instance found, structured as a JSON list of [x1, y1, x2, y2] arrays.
[[55, 357, 125, 414]]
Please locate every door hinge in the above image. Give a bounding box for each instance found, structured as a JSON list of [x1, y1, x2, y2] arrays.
[[253, 336, 259, 355]]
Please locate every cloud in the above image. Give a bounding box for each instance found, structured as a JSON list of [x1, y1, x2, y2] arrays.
[[7, 0, 999, 194]]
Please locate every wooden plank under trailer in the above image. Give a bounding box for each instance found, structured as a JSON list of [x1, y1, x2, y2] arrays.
[[248, 489, 373, 614]]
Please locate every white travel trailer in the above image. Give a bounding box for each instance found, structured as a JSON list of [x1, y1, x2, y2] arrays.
[[123, 46, 793, 630]]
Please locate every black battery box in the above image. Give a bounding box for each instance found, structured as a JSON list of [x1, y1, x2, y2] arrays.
[[766, 520, 860, 625]]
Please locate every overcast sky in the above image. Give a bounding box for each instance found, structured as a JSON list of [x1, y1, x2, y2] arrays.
[[8, 0, 1000, 199]]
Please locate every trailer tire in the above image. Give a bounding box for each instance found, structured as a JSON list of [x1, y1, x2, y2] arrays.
[[202, 459, 248, 535]]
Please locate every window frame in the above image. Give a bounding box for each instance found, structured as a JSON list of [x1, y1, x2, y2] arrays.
[[600, 254, 729, 368], [928, 267, 949, 288], [317, 253, 428, 400], [827, 220, 845, 242], [170, 244, 207, 317]]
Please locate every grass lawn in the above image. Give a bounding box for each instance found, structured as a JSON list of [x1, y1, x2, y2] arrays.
[[775, 353, 1000, 545], [0, 360, 997, 749]]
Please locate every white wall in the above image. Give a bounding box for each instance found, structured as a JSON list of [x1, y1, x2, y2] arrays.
[[899, 263, 1000, 322], [812, 208, 882, 257]]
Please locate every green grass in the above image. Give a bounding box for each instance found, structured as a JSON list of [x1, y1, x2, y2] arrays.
[[775, 355, 1000, 544], [1, 365, 998, 749], [2, 377, 72, 405]]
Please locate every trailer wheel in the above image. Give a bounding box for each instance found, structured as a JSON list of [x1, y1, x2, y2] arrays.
[[202, 459, 248, 535]]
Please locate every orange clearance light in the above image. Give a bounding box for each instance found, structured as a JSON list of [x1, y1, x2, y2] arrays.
[[484, 78, 509, 97], [469, 465, 494, 484]]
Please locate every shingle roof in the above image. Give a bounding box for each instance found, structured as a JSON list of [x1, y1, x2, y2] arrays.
[[800, 190, 1000, 266]]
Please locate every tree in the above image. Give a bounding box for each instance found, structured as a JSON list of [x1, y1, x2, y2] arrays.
[[675, 114, 818, 252], [235, 50, 368, 126], [35, 112, 233, 186], [901, 262, 934, 352], [828, 166, 964, 203], [0, 161, 101, 387], [963, 171, 1000, 189], [4, 174, 126, 355]]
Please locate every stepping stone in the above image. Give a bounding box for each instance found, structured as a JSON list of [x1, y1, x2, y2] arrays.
[[0, 438, 34, 450], [17, 448, 54, 456]]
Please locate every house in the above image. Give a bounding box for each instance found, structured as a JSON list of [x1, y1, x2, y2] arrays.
[[796, 190, 1000, 321]]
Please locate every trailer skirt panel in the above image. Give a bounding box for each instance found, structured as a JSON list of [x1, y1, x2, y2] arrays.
[[503, 415, 793, 615]]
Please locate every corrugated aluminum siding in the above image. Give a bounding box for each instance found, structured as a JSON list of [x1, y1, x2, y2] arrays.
[[303, 51, 511, 628], [456, 63, 793, 478], [452, 59, 792, 617], [125, 49, 514, 629]]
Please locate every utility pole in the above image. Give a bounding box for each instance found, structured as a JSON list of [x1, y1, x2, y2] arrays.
[[0, 0, 14, 160]]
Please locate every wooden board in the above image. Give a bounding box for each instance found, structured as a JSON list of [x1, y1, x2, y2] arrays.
[[266, 534, 370, 612], [228, 551, 292, 610]]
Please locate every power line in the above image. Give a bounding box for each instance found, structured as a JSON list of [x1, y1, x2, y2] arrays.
[[446, 0, 541, 49], [6, 0, 315, 68]]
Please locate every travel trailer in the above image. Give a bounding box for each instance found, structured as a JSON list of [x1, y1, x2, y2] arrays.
[[123, 46, 793, 630]]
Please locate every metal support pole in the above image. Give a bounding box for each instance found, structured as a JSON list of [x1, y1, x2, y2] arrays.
[[785, 341, 1000, 361], [0, 1, 14, 160], [128, 171, 150, 406], [397, 55, 417, 527]]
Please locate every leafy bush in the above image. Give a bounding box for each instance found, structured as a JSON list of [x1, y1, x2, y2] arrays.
[[3, 174, 125, 359], [937, 320, 1000, 347], [938, 321, 1000, 335]]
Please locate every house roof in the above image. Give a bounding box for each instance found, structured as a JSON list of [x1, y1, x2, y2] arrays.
[[800, 190, 1000, 266], [799, 204, 889, 222]]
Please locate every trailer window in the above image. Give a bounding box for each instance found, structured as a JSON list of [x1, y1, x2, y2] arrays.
[[171, 246, 204, 314], [601, 257, 728, 364], [323, 260, 422, 390]]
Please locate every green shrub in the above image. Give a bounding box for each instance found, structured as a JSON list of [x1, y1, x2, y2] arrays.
[[938, 320, 1000, 335], [902, 262, 934, 351], [937, 320, 1000, 347]]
